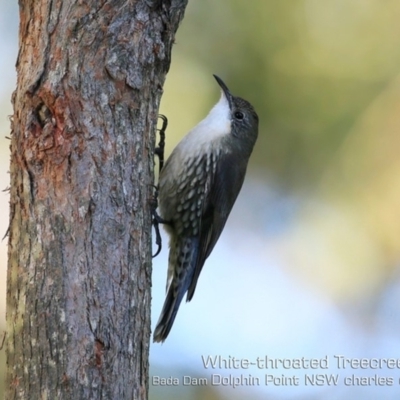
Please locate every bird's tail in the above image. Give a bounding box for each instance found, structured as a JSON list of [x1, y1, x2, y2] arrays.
[[153, 237, 198, 343]]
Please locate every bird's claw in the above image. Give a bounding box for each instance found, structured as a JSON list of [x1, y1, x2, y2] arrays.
[[152, 115, 168, 257]]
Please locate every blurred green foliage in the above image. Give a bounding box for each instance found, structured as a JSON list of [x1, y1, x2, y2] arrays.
[[170, 0, 400, 186]]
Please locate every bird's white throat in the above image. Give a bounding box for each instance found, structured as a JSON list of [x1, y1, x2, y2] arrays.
[[182, 91, 231, 149]]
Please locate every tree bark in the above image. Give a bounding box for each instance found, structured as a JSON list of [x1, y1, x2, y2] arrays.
[[6, 1, 187, 399]]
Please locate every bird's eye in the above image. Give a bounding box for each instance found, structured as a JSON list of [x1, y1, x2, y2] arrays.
[[234, 111, 244, 120]]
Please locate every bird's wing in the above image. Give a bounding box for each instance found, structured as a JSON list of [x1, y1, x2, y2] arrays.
[[186, 151, 247, 301]]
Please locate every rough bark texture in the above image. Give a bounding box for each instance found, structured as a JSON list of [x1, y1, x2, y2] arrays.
[[6, 0, 187, 399]]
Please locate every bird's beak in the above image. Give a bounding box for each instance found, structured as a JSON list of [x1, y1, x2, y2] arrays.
[[213, 75, 233, 106]]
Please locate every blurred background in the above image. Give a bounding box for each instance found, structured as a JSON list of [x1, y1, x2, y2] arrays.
[[1, 0, 400, 399]]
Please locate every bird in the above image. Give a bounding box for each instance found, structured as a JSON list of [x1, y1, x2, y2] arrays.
[[153, 75, 259, 342]]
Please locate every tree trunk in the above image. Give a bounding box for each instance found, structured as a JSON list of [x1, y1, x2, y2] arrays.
[[6, 1, 187, 399]]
